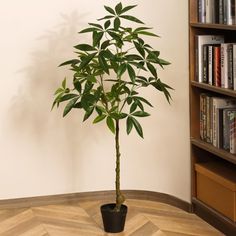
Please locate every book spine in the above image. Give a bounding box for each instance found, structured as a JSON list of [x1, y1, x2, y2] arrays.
[[212, 99, 217, 146], [208, 45, 213, 85], [214, 46, 221, 87], [223, 109, 231, 150], [218, 108, 224, 148], [233, 44, 236, 89], [215, 0, 220, 23], [229, 111, 236, 153], [206, 0, 214, 23], [196, 37, 200, 82], [206, 96, 212, 143], [200, 93, 205, 140], [203, 44, 208, 83], [198, 0, 206, 23], [221, 44, 228, 88], [224, 0, 228, 23], [214, 46, 221, 86], [219, 0, 224, 23], [228, 44, 233, 89]]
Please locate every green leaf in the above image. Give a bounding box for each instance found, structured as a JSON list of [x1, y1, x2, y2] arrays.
[[106, 116, 115, 134], [74, 44, 96, 51], [125, 54, 143, 61], [132, 111, 150, 117], [74, 80, 82, 93], [126, 116, 133, 134], [120, 5, 137, 14], [107, 31, 123, 46], [79, 27, 98, 33], [78, 52, 97, 70], [98, 53, 109, 74], [120, 15, 144, 24], [63, 97, 79, 117], [101, 40, 110, 49], [117, 63, 127, 78], [158, 58, 171, 66], [134, 27, 153, 32], [93, 114, 107, 123], [114, 17, 121, 30], [133, 96, 153, 107], [131, 117, 143, 138], [81, 94, 96, 111], [130, 103, 137, 113], [54, 88, 64, 95], [93, 31, 104, 47], [83, 107, 94, 121], [138, 31, 159, 37], [129, 62, 147, 71], [115, 2, 123, 15], [104, 5, 116, 15], [59, 94, 79, 102], [59, 59, 80, 67], [62, 78, 66, 89], [127, 64, 136, 83], [97, 15, 114, 21], [134, 41, 145, 58], [104, 20, 111, 29], [147, 62, 157, 78], [95, 106, 106, 116], [88, 23, 103, 29]]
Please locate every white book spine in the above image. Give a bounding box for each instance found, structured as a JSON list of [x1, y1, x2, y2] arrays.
[[221, 43, 229, 88], [233, 44, 236, 90], [208, 45, 213, 85]]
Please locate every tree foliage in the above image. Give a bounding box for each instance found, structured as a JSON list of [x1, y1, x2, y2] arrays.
[[52, 2, 172, 138]]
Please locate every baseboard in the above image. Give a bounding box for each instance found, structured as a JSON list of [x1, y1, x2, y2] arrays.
[[0, 190, 192, 213]]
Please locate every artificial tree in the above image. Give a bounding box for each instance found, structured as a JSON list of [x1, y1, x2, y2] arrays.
[[52, 2, 172, 214]]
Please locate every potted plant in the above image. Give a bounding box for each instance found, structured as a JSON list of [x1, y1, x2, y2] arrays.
[[52, 2, 172, 233]]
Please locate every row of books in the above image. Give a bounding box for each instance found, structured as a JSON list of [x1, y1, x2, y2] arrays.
[[200, 93, 236, 154], [196, 35, 236, 89], [198, 0, 236, 24]]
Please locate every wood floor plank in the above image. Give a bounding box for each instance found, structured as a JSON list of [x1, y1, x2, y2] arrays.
[[0, 199, 224, 236]]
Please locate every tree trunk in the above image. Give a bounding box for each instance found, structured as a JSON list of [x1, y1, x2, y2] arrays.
[[115, 119, 125, 211]]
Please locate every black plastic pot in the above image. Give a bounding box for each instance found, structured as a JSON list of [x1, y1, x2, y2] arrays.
[[100, 203, 128, 233]]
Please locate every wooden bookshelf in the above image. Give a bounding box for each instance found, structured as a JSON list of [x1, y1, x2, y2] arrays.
[[189, 1, 236, 234]]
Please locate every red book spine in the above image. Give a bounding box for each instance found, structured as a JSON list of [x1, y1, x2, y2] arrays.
[[214, 46, 221, 87]]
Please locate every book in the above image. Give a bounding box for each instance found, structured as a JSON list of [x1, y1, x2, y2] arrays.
[[213, 45, 221, 87], [233, 44, 236, 89], [200, 93, 207, 141], [203, 44, 209, 83], [225, 0, 236, 24], [206, 95, 213, 143], [198, 0, 206, 23], [222, 108, 236, 150], [208, 45, 213, 85], [227, 43, 234, 89], [229, 110, 236, 153], [221, 43, 232, 88], [219, 0, 224, 23], [196, 35, 224, 83], [212, 97, 236, 147], [206, 0, 215, 23]]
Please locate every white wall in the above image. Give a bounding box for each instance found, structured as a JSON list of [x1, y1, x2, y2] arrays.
[[0, 0, 190, 202]]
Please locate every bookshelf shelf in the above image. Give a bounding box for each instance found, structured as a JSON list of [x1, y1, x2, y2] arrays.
[[191, 81, 236, 97], [191, 138, 236, 165], [190, 22, 236, 31], [189, 1, 236, 234]]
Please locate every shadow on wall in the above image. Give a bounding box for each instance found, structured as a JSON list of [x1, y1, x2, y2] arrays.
[[5, 11, 103, 158]]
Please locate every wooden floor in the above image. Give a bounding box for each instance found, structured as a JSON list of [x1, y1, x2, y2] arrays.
[[0, 199, 224, 236]]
